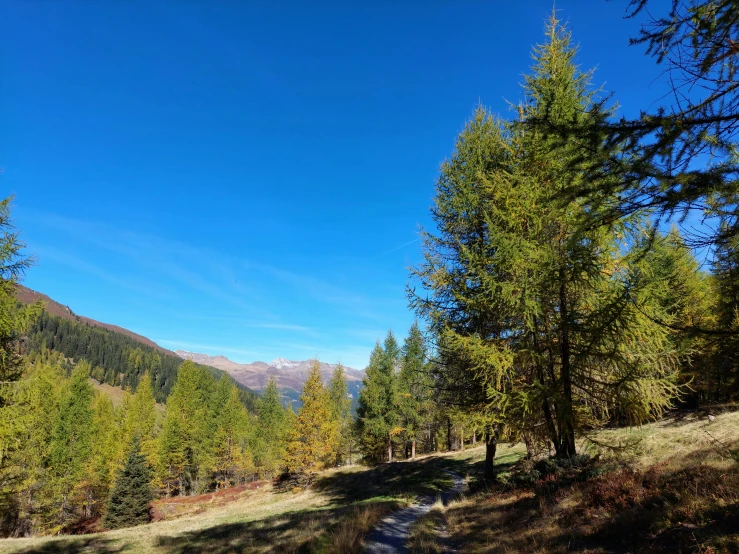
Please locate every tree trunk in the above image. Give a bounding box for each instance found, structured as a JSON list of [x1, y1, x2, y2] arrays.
[[460, 427, 465, 450], [411, 439, 416, 459], [447, 417, 452, 451], [484, 426, 500, 480], [559, 271, 577, 457], [472, 429, 476, 446], [387, 434, 393, 463]]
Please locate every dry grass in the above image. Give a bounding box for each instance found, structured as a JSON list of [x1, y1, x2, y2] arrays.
[[5, 413, 735, 553], [583, 410, 739, 469], [0, 455, 455, 553], [89, 379, 167, 419], [412, 410, 739, 554], [322, 502, 399, 554]]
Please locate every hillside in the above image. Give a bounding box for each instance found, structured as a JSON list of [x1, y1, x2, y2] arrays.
[[19, 286, 258, 407], [175, 350, 365, 406], [17, 285, 172, 355]]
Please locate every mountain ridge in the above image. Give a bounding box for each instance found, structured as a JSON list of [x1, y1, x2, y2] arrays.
[[174, 350, 364, 397]]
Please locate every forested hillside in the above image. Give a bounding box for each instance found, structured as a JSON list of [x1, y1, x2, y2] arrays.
[[26, 310, 258, 409]]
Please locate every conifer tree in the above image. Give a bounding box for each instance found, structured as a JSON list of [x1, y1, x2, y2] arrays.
[[122, 371, 158, 470], [356, 332, 400, 463], [411, 15, 686, 465], [156, 361, 217, 495], [212, 383, 253, 488], [285, 361, 338, 481], [254, 378, 288, 477], [0, 196, 40, 388], [398, 322, 432, 459], [328, 364, 352, 466], [48, 363, 94, 528], [102, 436, 154, 530], [85, 394, 119, 518]]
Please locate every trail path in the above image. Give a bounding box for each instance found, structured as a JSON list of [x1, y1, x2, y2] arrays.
[[363, 469, 465, 554]]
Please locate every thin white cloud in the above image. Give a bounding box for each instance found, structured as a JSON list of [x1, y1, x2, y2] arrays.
[[155, 339, 262, 358], [379, 238, 419, 256]]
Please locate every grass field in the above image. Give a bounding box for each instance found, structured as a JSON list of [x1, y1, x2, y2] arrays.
[[0, 454, 460, 554], [409, 410, 739, 554], [3, 412, 737, 553]]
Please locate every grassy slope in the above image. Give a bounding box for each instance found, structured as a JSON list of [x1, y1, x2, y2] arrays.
[[0, 456, 458, 554], [410, 411, 739, 554], [89, 379, 166, 419], [3, 413, 737, 554]]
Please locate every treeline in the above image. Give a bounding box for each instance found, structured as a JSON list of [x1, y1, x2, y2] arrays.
[[0, 346, 354, 535], [355, 323, 501, 464], [26, 310, 258, 409]]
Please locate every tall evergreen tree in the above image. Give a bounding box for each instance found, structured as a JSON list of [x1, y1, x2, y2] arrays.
[[122, 371, 158, 471], [328, 364, 352, 466], [156, 361, 217, 495], [411, 15, 686, 467], [398, 322, 433, 459], [254, 378, 288, 477], [356, 332, 400, 463], [48, 364, 94, 528], [0, 196, 40, 387], [102, 436, 154, 530]]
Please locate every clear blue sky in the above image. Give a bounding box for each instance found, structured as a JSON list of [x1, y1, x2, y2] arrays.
[[3, 1, 672, 369]]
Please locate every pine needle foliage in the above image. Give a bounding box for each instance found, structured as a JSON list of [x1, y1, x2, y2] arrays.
[[102, 436, 154, 530]]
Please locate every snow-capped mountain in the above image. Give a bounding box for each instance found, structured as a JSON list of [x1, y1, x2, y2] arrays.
[[174, 350, 364, 406]]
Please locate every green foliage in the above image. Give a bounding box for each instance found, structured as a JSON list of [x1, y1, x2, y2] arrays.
[[27, 311, 258, 409], [410, 15, 691, 462], [0, 197, 41, 386], [328, 364, 353, 465], [356, 332, 401, 463], [102, 436, 154, 530], [253, 378, 290, 477], [211, 382, 253, 488], [397, 322, 434, 457]]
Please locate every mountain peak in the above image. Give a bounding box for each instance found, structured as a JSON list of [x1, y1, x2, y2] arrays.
[[270, 357, 300, 369]]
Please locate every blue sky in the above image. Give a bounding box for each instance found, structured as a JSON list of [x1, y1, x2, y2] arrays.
[[3, 1, 673, 369]]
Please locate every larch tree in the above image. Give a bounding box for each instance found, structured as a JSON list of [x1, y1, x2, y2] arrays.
[[0, 196, 40, 388], [254, 378, 288, 477], [47, 363, 94, 529], [122, 371, 158, 471], [285, 361, 338, 482], [212, 383, 253, 489], [328, 364, 352, 466]]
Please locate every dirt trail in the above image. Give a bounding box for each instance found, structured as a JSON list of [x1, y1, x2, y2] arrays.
[[363, 469, 465, 554]]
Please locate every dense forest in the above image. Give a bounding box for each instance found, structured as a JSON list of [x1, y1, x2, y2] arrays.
[[26, 310, 258, 409]]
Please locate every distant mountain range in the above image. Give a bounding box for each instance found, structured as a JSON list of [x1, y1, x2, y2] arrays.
[[175, 350, 365, 407], [17, 284, 366, 407]]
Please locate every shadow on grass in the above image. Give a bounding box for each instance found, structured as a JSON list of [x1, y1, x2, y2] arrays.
[[153, 501, 401, 554], [447, 459, 739, 553], [313, 456, 473, 505], [14, 536, 128, 554]]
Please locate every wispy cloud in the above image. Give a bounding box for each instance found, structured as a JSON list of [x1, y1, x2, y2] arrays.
[[379, 238, 419, 256], [155, 339, 262, 358], [34, 244, 169, 298]]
